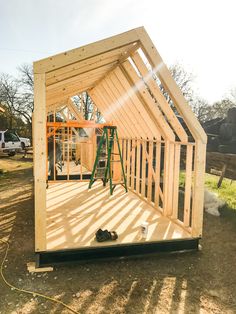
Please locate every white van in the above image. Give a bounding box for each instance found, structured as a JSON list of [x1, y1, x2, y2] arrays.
[[0, 130, 22, 156]]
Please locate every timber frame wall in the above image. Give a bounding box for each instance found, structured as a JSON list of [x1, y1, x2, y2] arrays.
[[33, 27, 207, 252]]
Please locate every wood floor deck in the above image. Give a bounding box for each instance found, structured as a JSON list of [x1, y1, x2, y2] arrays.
[[46, 181, 191, 251]]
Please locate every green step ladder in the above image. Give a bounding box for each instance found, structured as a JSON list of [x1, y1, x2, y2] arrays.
[[89, 126, 127, 195]]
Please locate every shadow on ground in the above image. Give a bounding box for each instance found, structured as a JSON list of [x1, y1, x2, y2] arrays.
[[0, 159, 236, 313]]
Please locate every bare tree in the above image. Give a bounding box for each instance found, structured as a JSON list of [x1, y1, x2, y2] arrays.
[[155, 63, 194, 108], [17, 64, 34, 123], [228, 87, 236, 105], [0, 65, 34, 135], [72, 92, 102, 122], [0, 73, 19, 129], [191, 97, 211, 123]]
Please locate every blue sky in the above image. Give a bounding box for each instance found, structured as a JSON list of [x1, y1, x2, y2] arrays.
[[0, 0, 235, 103]]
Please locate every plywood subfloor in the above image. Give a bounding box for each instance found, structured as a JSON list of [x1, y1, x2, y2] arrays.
[[46, 181, 191, 251]]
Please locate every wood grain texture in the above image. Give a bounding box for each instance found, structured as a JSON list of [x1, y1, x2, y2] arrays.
[[46, 181, 191, 251]]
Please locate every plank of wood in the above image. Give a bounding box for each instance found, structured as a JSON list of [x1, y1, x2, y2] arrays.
[[67, 99, 84, 121], [191, 141, 206, 237], [94, 82, 134, 138], [46, 73, 103, 99], [115, 66, 160, 139], [167, 143, 175, 215], [105, 73, 147, 138], [33, 73, 47, 252], [154, 142, 161, 209], [89, 89, 122, 132], [131, 51, 188, 142], [162, 141, 175, 216], [136, 139, 141, 194], [126, 139, 131, 187], [46, 53, 121, 85], [34, 28, 141, 73], [206, 152, 236, 181], [141, 140, 146, 198], [46, 82, 96, 105], [130, 139, 136, 190], [184, 145, 193, 227], [172, 144, 181, 219], [101, 77, 138, 138], [27, 262, 53, 273], [123, 138, 127, 175], [217, 164, 227, 188], [91, 88, 127, 138], [46, 63, 115, 91], [135, 27, 207, 144], [121, 60, 174, 141], [147, 141, 153, 202]]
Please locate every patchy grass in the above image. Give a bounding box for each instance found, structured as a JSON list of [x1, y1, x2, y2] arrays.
[[205, 173, 236, 209], [178, 171, 236, 209], [0, 155, 32, 182]]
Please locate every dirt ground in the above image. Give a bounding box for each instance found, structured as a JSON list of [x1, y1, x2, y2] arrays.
[[0, 156, 236, 314]]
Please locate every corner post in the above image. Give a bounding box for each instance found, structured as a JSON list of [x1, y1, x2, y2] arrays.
[[33, 72, 47, 252], [191, 141, 206, 237]]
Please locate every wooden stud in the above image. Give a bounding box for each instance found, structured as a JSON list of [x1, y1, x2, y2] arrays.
[[33, 73, 47, 252], [46, 64, 115, 91], [109, 71, 150, 139], [46, 54, 120, 86], [121, 60, 175, 141], [162, 141, 175, 216], [91, 85, 131, 138], [126, 139, 131, 187], [102, 75, 142, 137], [136, 139, 141, 194], [172, 144, 181, 219], [34, 28, 141, 72], [130, 139, 136, 190], [191, 141, 206, 237], [123, 138, 127, 176], [114, 66, 159, 139], [131, 51, 188, 142], [147, 141, 153, 202], [184, 145, 193, 227], [100, 79, 138, 138], [141, 140, 146, 198], [135, 27, 207, 144], [154, 142, 161, 209], [94, 84, 132, 137]]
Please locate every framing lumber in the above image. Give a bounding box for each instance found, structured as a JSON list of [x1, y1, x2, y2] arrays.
[[33, 73, 47, 252], [131, 51, 188, 142], [46, 121, 113, 128], [46, 63, 115, 91], [191, 141, 206, 237], [135, 27, 207, 144], [67, 98, 84, 121], [99, 79, 138, 138], [34, 28, 141, 73], [184, 145, 193, 227], [91, 85, 132, 138], [106, 72, 149, 138], [46, 54, 120, 86], [120, 60, 174, 140], [109, 71, 151, 139], [33, 27, 207, 259], [115, 66, 160, 139]]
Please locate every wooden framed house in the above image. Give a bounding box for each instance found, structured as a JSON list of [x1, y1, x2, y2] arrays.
[[33, 27, 207, 266]]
